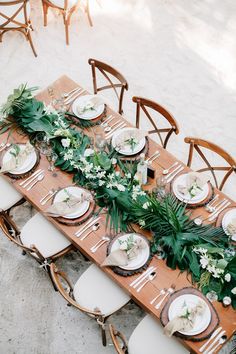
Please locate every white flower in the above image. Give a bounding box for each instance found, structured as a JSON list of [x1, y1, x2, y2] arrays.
[[139, 219, 146, 227], [54, 128, 70, 137], [98, 180, 105, 186], [134, 174, 139, 181], [115, 171, 120, 177], [200, 255, 209, 269], [223, 296, 231, 306], [44, 104, 58, 116], [97, 171, 106, 179], [63, 150, 73, 161], [111, 158, 117, 165], [70, 160, 76, 166], [224, 273, 231, 282], [107, 182, 113, 189], [231, 287, 236, 295], [61, 138, 71, 148], [84, 163, 93, 173], [143, 202, 150, 210], [94, 166, 101, 172], [84, 148, 94, 157], [108, 173, 115, 180], [117, 184, 125, 192], [126, 173, 131, 179]]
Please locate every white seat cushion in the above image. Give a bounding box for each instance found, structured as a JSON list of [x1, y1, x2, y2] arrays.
[[73, 264, 130, 317], [20, 213, 71, 258], [129, 315, 190, 354], [0, 0, 30, 28], [48, 0, 78, 9], [0, 176, 22, 210]]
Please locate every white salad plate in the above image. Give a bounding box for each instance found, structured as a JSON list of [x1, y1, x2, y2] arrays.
[[72, 94, 105, 120], [2, 144, 37, 175], [172, 173, 209, 204], [112, 127, 146, 156]]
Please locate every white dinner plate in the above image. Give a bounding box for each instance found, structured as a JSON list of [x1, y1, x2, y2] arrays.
[[112, 128, 146, 156], [53, 186, 90, 219], [222, 208, 236, 235], [168, 294, 211, 336], [172, 173, 209, 204], [110, 233, 150, 270], [72, 94, 105, 120], [2, 144, 37, 175]]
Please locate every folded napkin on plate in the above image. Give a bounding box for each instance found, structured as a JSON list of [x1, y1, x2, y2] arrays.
[[164, 300, 206, 337], [101, 238, 147, 267], [177, 172, 209, 198], [114, 129, 147, 151], [77, 96, 103, 115], [45, 192, 91, 217], [0, 142, 34, 174], [226, 218, 236, 241]]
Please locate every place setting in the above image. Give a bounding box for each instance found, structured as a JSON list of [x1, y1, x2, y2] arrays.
[[101, 233, 152, 276], [216, 206, 236, 241], [160, 287, 219, 343], [111, 127, 149, 161], [0, 141, 40, 180], [171, 171, 214, 208], [43, 185, 96, 226]]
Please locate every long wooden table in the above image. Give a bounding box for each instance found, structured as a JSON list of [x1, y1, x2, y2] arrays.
[[1, 75, 235, 353]]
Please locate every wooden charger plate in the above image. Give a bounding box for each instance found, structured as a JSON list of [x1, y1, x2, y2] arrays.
[[106, 233, 152, 276], [0, 144, 40, 180], [50, 187, 96, 226], [160, 287, 219, 342], [170, 178, 214, 209]]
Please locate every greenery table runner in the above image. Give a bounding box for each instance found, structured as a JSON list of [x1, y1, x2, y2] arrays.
[[0, 84, 235, 309]]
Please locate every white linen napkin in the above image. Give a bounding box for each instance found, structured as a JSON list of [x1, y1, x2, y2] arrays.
[[164, 300, 206, 337], [177, 172, 209, 198], [101, 237, 147, 267], [0, 142, 34, 174], [77, 96, 104, 115], [45, 191, 91, 217]]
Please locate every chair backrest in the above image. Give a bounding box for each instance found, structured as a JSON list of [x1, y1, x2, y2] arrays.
[[132, 96, 179, 149], [88, 58, 128, 115], [0, 210, 44, 260], [184, 137, 236, 190], [109, 324, 128, 354], [0, 0, 30, 29], [50, 263, 102, 317]]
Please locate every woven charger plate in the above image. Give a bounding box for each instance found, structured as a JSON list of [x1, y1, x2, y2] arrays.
[[160, 287, 219, 342], [116, 137, 149, 162], [0, 144, 40, 180], [170, 178, 214, 209], [50, 186, 96, 226], [106, 233, 152, 276]]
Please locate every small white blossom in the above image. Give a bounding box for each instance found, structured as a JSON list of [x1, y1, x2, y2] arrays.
[[111, 158, 117, 165], [98, 180, 105, 186], [61, 138, 71, 148], [223, 296, 231, 306], [64, 150, 73, 161], [139, 220, 146, 227], [115, 171, 120, 177], [231, 287, 236, 295], [84, 148, 94, 157], [97, 171, 106, 179], [117, 184, 125, 192], [224, 273, 231, 282], [200, 255, 209, 269], [126, 173, 131, 179], [143, 202, 150, 210], [94, 166, 102, 172]]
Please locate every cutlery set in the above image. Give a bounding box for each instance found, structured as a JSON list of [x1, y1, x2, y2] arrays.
[[90, 236, 110, 253], [105, 122, 127, 140], [40, 189, 57, 205], [146, 150, 160, 164], [129, 266, 157, 293], [194, 198, 231, 225], [64, 87, 86, 105], [200, 327, 227, 354], [75, 216, 100, 239], [163, 163, 184, 183], [19, 168, 45, 191]]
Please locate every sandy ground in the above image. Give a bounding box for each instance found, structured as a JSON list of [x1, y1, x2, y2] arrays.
[[0, 0, 236, 353]]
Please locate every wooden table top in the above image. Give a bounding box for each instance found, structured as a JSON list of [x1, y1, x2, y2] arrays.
[[1, 75, 235, 354]]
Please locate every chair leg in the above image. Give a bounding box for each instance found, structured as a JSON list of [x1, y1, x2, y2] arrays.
[[46, 264, 58, 292], [97, 317, 107, 346], [43, 3, 48, 26], [64, 20, 69, 45], [27, 30, 37, 57], [85, 0, 93, 27]]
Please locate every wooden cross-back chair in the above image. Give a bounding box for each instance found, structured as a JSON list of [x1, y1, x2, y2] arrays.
[[88, 58, 128, 115], [0, 0, 37, 56], [0, 210, 73, 289], [132, 96, 179, 149], [184, 137, 236, 191], [50, 262, 130, 346], [42, 0, 92, 45]]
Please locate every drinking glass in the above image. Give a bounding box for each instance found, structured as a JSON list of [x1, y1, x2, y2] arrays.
[[206, 291, 218, 302], [155, 175, 167, 198], [94, 127, 106, 152]]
